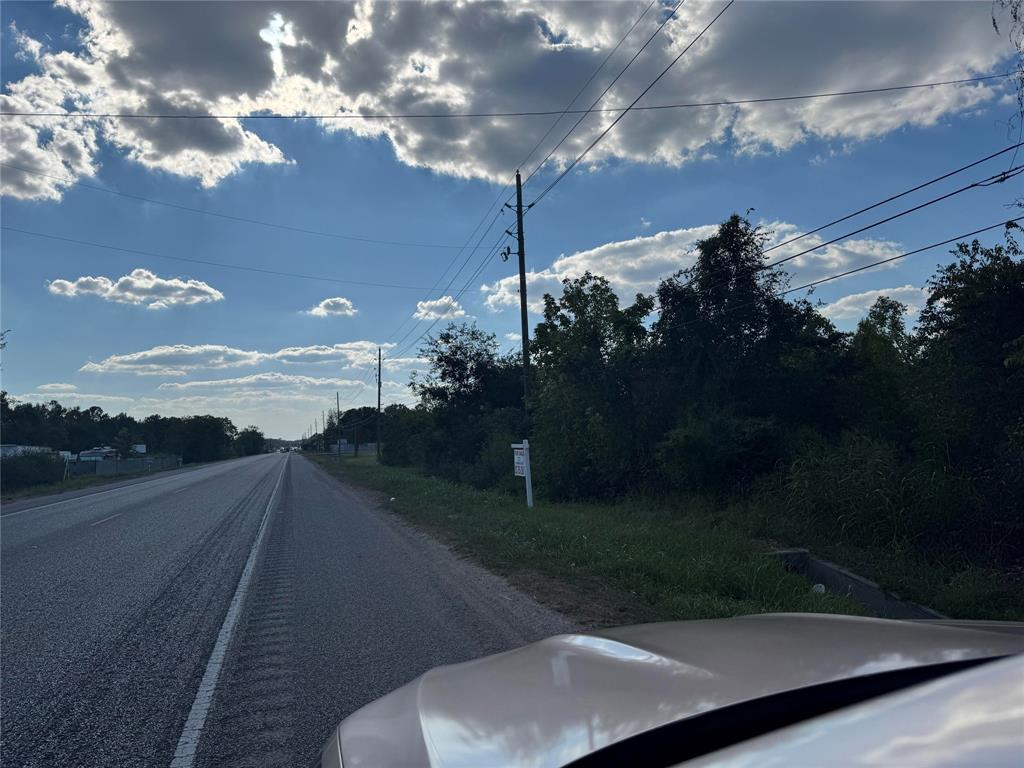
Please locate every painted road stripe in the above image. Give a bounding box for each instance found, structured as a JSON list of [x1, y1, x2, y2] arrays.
[[90, 513, 122, 527], [169, 454, 288, 768]]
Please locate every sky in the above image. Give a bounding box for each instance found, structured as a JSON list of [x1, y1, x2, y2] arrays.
[[1, 0, 1022, 438]]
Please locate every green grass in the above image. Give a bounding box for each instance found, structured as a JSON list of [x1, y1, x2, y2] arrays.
[[2, 470, 149, 503], [0, 463, 194, 503], [309, 455, 863, 626], [720, 494, 1024, 622]]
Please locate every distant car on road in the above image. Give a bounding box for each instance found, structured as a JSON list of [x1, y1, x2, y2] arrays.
[[316, 613, 1024, 768]]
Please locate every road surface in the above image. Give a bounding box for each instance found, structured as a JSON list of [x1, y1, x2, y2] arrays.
[[1, 453, 574, 767]]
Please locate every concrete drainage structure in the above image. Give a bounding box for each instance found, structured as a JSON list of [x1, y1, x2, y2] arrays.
[[771, 548, 947, 620]]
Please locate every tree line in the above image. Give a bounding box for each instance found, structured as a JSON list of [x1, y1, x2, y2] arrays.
[[0, 395, 266, 463], [379, 215, 1024, 568]]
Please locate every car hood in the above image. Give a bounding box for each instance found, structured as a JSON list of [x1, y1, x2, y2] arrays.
[[323, 614, 1024, 768]]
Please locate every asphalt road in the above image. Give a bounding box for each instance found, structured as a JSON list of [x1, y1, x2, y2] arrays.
[[1, 453, 573, 767]]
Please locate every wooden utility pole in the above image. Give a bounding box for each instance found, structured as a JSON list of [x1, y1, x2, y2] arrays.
[[336, 391, 341, 461], [376, 347, 382, 460], [514, 170, 530, 402]]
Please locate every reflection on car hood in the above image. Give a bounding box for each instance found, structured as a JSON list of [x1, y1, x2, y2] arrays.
[[328, 614, 1024, 768]]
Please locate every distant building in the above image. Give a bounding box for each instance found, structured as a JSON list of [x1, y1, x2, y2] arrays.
[[0, 445, 54, 458], [78, 446, 119, 461], [132, 444, 147, 454]]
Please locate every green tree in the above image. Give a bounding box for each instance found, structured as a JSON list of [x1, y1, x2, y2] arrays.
[[112, 427, 136, 458], [531, 272, 654, 497], [235, 426, 266, 456]]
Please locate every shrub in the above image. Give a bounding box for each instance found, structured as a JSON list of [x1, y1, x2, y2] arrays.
[[655, 409, 780, 492], [783, 430, 978, 555]]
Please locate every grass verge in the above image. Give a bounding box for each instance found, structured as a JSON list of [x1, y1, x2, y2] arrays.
[[723, 496, 1024, 622], [309, 454, 863, 627], [0, 464, 196, 504]]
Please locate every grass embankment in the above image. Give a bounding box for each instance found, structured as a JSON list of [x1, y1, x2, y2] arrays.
[[1, 470, 158, 503], [310, 454, 862, 626], [0, 461, 206, 504]]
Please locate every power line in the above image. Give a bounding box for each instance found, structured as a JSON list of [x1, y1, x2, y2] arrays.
[[0, 73, 1008, 121], [522, 0, 684, 187], [368, 1, 670, 367], [0, 163, 490, 251], [764, 165, 1024, 271], [388, 231, 509, 362], [661, 164, 1023, 308], [516, 0, 657, 177], [764, 141, 1024, 254], [530, 0, 736, 207], [779, 217, 1022, 297], [0, 226, 438, 290], [388, 0, 700, 365], [667, 217, 1021, 329]]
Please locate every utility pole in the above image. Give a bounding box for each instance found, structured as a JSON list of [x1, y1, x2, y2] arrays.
[[322, 410, 326, 453], [510, 170, 531, 403], [336, 391, 341, 461], [376, 347, 382, 461]]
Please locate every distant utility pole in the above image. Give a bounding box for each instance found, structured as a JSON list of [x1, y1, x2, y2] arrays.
[[336, 391, 341, 461], [506, 170, 531, 403], [376, 347, 382, 461], [322, 410, 326, 453]]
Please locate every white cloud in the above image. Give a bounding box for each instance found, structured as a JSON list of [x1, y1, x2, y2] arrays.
[[505, 332, 522, 342], [820, 284, 928, 322], [48, 268, 224, 309], [481, 220, 905, 313], [307, 296, 357, 317], [413, 295, 466, 320], [13, 390, 136, 407], [269, 341, 393, 367], [10, 22, 43, 62], [157, 372, 362, 391], [0, 2, 1013, 199], [80, 344, 265, 376], [77, 339, 415, 377], [36, 382, 78, 392]]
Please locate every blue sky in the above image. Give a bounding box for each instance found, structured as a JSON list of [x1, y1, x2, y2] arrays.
[[2, 1, 1022, 437]]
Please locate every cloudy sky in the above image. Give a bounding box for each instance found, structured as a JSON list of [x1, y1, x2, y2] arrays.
[[1, 0, 1021, 437]]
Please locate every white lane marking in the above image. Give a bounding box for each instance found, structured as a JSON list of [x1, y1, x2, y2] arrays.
[[174, 488, 188, 494], [169, 454, 288, 768], [0, 455, 270, 519], [90, 513, 122, 527]]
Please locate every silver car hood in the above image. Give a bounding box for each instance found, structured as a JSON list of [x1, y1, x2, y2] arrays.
[[323, 614, 1024, 768]]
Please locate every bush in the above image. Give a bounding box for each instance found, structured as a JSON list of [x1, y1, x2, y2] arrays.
[[783, 430, 977, 555], [2, 453, 64, 492], [655, 409, 780, 492]]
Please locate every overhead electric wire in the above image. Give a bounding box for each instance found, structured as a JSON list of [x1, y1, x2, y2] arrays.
[[659, 163, 1024, 308], [0, 73, 1008, 121], [667, 217, 1021, 329], [764, 141, 1024, 254], [0, 226, 438, 290], [763, 165, 1024, 271], [0, 162, 489, 251], [516, 0, 657, 177], [521, 0, 684, 187], [372, 0, 669, 371], [779, 217, 1022, 297], [387, 230, 510, 362], [530, 0, 736, 207]]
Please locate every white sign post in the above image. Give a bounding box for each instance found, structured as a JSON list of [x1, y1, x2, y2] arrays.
[[511, 439, 534, 508]]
